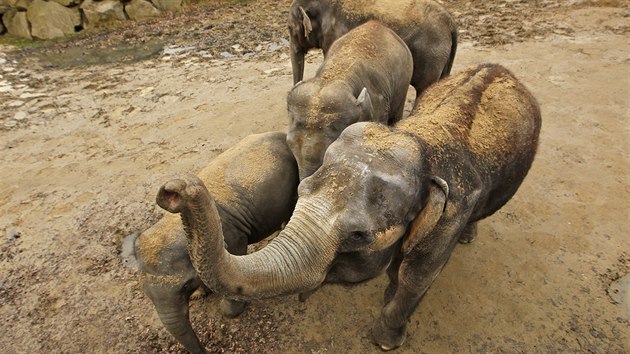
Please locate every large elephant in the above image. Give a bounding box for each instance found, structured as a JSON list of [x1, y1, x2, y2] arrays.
[[288, 0, 458, 98], [287, 20, 413, 180], [132, 132, 298, 354], [157, 64, 541, 350]]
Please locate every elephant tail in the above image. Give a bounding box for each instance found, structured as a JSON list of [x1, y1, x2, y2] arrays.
[[440, 29, 458, 78]]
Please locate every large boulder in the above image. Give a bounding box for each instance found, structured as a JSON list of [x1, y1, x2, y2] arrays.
[[1, 0, 10, 12], [8, 0, 32, 11], [125, 0, 161, 21], [4, 9, 32, 39], [27, 0, 81, 39], [49, 0, 80, 7], [81, 0, 126, 28], [150, 0, 185, 12]]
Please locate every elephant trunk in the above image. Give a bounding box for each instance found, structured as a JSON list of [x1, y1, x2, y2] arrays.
[[156, 302, 207, 354], [192, 197, 338, 300], [157, 177, 338, 300], [290, 41, 305, 84]]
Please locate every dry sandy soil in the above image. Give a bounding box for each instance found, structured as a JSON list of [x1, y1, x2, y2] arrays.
[[0, 0, 629, 353]]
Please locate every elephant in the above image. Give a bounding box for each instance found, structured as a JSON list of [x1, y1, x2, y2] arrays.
[[287, 20, 413, 179], [288, 0, 458, 98], [156, 64, 541, 350], [132, 132, 299, 354]]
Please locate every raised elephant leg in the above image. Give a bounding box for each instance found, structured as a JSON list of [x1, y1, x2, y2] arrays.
[[458, 221, 477, 244]]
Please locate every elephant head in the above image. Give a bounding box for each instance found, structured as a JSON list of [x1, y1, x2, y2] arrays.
[[156, 122, 448, 302], [287, 81, 373, 180], [133, 215, 208, 354]]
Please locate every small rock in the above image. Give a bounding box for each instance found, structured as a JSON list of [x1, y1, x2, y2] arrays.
[[19, 92, 46, 100], [7, 100, 25, 108], [268, 43, 281, 52], [6, 227, 21, 241], [196, 50, 213, 59], [219, 51, 236, 59], [231, 44, 242, 52], [14, 112, 27, 121], [3, 120, 17, 128], [163, 45, 195, 55]]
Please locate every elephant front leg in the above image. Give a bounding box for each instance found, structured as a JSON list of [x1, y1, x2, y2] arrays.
[[373, 208, 473, 350], [372, 241, 459, 350]]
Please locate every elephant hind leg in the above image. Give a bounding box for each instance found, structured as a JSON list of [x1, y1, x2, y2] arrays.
[[458, 221, 478, 244], [219, 298, 248, 318]]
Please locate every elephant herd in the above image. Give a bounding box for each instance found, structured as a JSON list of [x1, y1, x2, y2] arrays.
[[130, 1, 542, 353]]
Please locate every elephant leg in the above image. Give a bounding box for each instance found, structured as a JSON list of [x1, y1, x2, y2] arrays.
[[372, 241, 459, 350], [458, 221, 478, 244], [219, 298, 248, 318], [372, 198, 477, 350], [384, 250, 404, 305]]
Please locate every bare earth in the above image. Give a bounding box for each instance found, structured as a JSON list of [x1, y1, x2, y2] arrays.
[[0, 1, 629, 353]]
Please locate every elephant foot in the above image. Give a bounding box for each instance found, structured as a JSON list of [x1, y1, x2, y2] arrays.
[[458, 222, 477, 244], [219, 298, 247, 318], [371, 317, 407, 351]]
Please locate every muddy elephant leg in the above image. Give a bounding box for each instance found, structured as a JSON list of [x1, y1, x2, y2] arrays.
[[458, 221, 477, 244], [373, 202, 476, 350], [373, 240, 461, 350]]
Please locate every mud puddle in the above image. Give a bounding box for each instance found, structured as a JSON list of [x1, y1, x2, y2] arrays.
[[32, 38, 168, 68]]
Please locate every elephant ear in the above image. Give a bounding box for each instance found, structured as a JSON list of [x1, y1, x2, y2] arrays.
[[402, 176, 449, 255], [299, 6, 313, 37], [356, 87, 373, 118]]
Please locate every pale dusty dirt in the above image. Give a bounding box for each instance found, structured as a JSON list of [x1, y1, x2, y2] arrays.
[[0, 2, 629, 354]]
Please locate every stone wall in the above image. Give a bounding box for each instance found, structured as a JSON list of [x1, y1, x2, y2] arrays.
[[0, 0, 187, 40]]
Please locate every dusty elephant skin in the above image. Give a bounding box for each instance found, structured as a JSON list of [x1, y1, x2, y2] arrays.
[[156, 63, 541, 350], [288, 0, 458, 98], [286, 20, 413, 180], [133, 132, 299, 354]]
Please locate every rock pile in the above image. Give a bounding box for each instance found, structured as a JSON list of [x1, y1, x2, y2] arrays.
[[0, 0, 187, 40]]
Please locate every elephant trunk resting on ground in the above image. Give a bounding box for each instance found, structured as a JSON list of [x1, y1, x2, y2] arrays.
[[132, 132, 298, 354], [157, 64, 541, 350], [288, 0, 458, 98], [287, 20, 413, 180]]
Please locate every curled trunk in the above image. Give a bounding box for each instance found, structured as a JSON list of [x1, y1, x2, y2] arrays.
[[158, 176, 338, 301]]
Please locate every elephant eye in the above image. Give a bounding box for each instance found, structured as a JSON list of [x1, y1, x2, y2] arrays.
[[350, 231, 368, 241], [181, 279, 194, 293]]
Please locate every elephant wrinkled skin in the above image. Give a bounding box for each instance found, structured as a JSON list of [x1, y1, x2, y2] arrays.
[[288, 0, 458, 98], [287, 21, 413, 179], [133, 132, 298, 354], [158, 64, 541, 350]]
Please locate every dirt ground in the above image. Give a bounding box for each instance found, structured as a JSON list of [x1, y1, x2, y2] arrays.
[[0, 0, 629, 353]]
